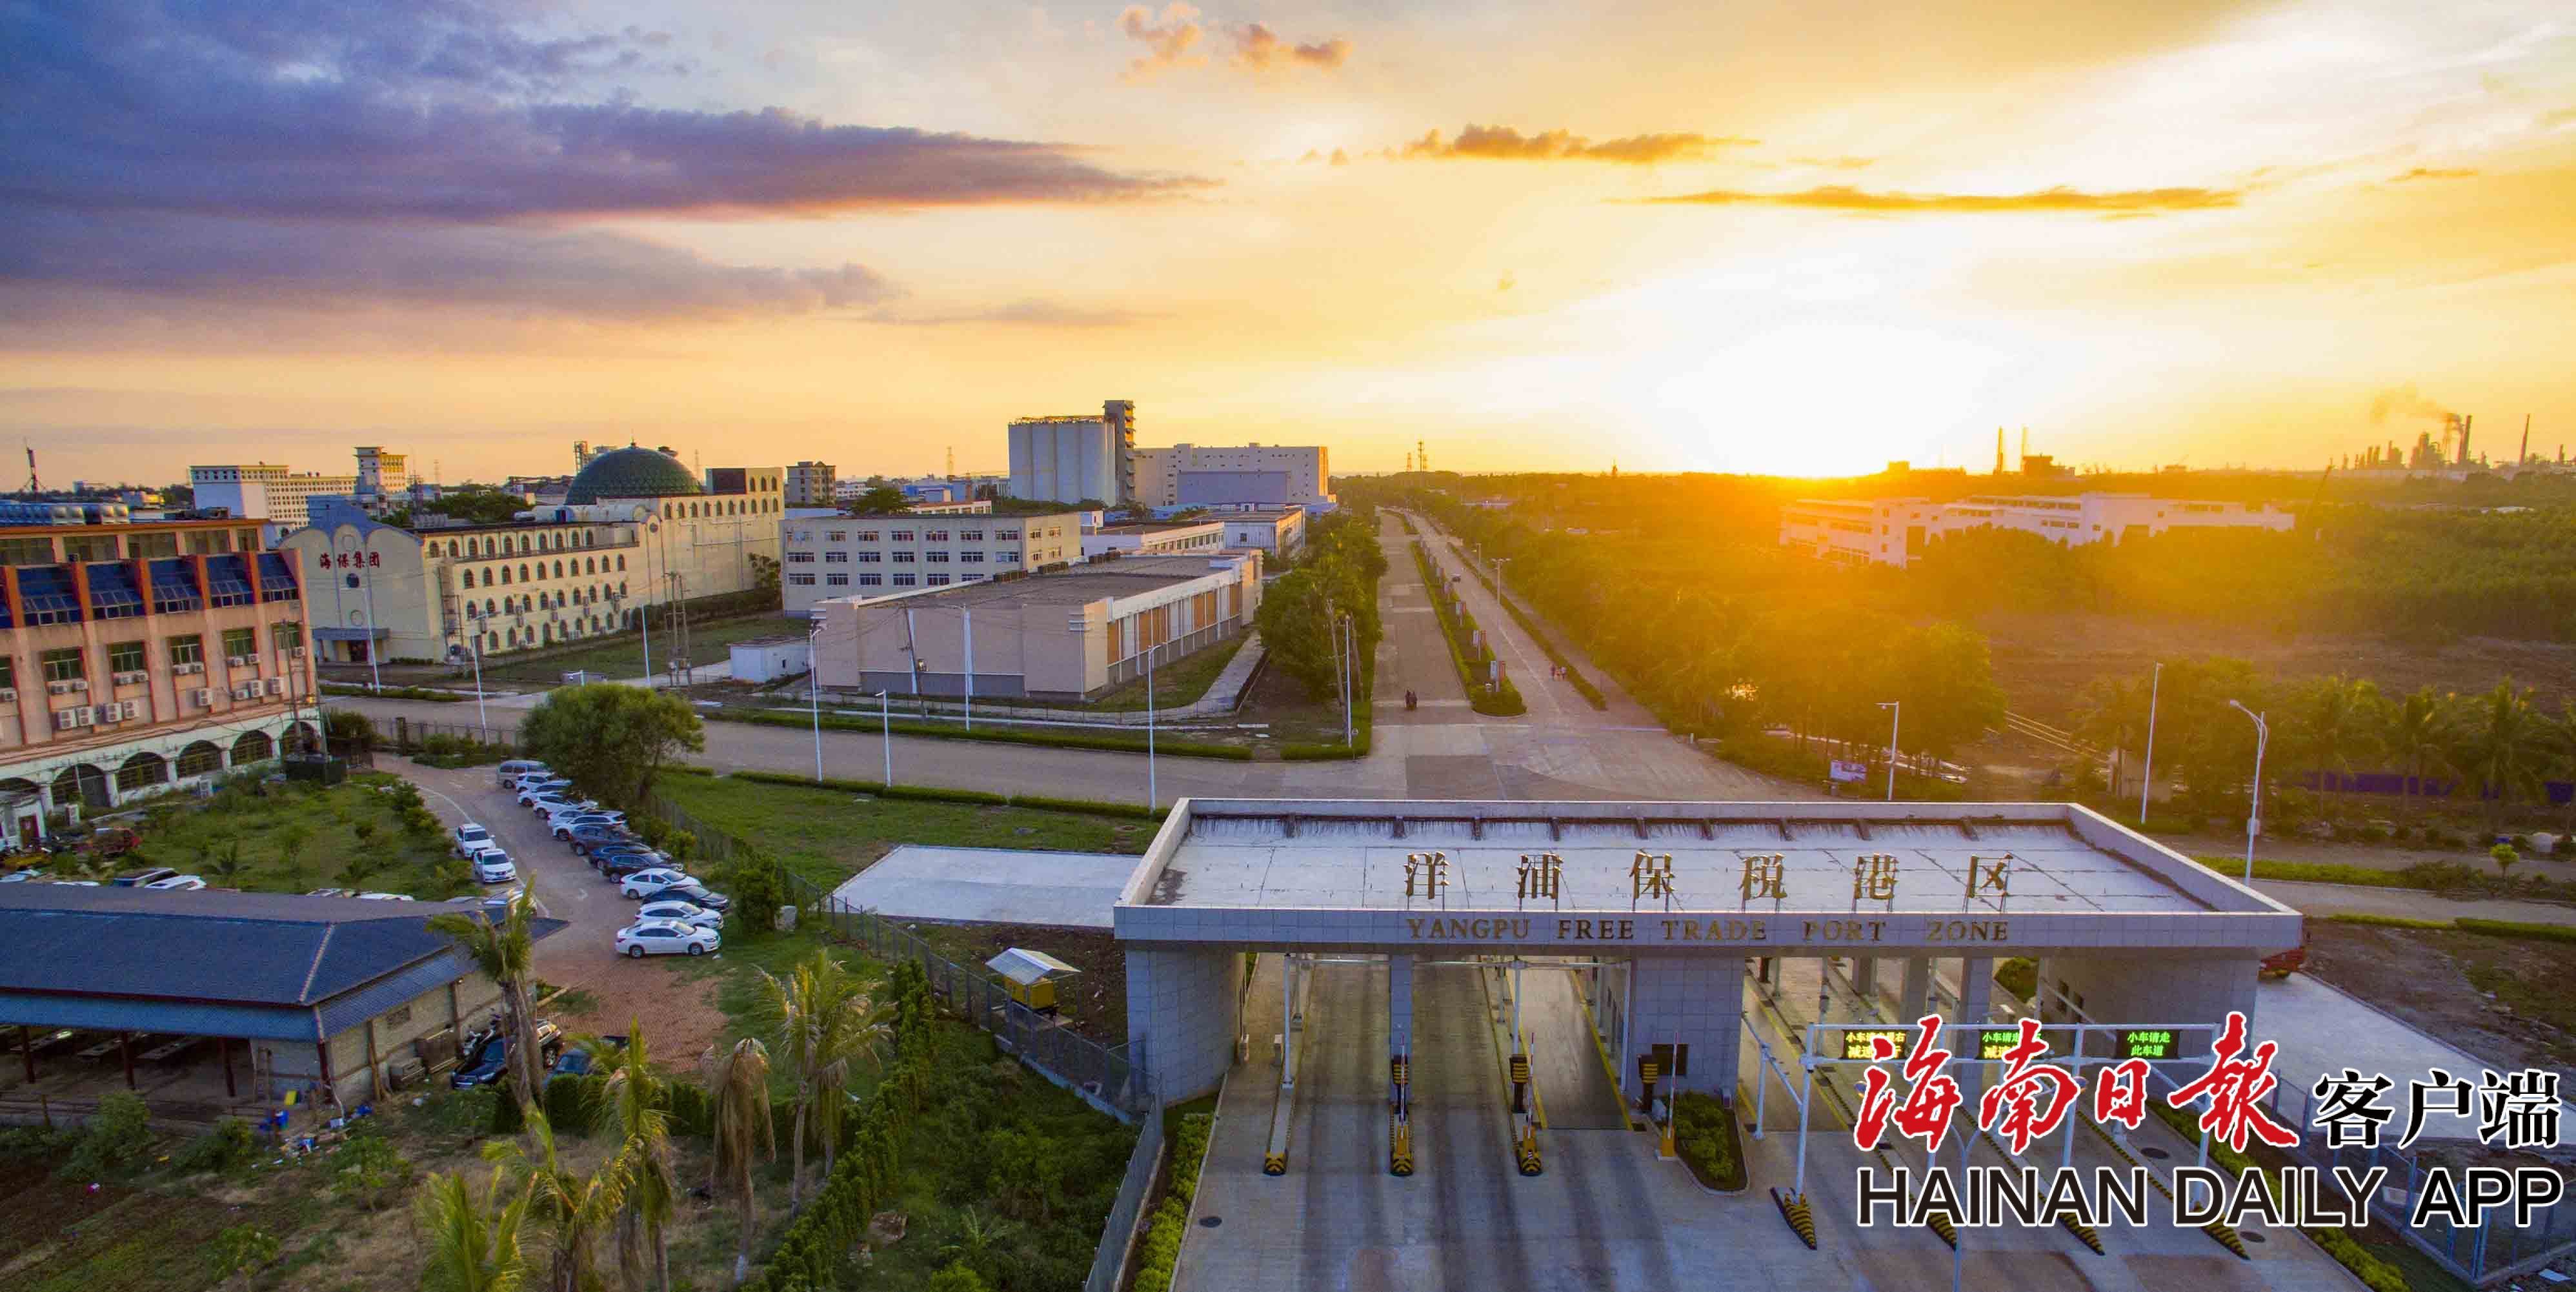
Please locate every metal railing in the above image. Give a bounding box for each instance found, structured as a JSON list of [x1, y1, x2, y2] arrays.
[[1083, 1102, 1167, 1292]]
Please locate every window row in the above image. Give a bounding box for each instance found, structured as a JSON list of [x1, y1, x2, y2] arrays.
[[6, 623, 302, 689], [461, 554, 628, 586], [463, 583, 628, 618]]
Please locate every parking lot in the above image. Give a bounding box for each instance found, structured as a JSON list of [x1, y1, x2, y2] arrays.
[[394, 757, 734, 1058]]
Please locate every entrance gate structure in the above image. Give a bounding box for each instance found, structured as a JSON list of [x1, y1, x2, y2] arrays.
[[1116, 798, 2304, 1189]]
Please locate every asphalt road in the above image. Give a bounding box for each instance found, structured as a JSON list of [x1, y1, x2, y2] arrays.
[[331, 512, 1809, 807]]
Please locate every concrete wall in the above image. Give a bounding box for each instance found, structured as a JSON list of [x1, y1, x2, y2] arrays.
[[2048, 953, 2259, 1036], [1625, 953, 1745, 1103], [1127, 944, 1245, 1103], [321, 968, 505, 1105]]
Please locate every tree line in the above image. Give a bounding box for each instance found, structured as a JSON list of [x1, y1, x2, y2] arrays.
[[1254, 507, 1388, 704], [2076, 663, 2575, 827]]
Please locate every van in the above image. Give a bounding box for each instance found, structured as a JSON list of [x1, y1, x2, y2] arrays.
[[495, 760, 548, 789]]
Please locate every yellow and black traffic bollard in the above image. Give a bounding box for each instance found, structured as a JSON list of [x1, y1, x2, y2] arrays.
[[1388, 1055, 1414, 1176], [1771, 1187, 1818, 1249], [1515, 1122, 1542, 1176], [1389, 1112, 1414, 1176], [1263, 1151, 1286, 1176], [1509, 1052, 1531, 1116]]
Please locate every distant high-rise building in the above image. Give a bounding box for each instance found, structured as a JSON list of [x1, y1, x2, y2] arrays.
[[353, 447, 408, 500], [784, 461, 837, 507], [1008, 400, 1136, 504], [1129, 443, 1335, 510]]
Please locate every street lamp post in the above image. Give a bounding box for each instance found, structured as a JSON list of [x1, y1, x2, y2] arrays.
[[806, 611, 825, 783], [468, 634, 488, 741], [2227, 700, 2269, 882], [1877, 701, 1900, 802], [876, 691, 892, 787], [2138, 662, 2162, 825], [1145, 640, 1160, 811]]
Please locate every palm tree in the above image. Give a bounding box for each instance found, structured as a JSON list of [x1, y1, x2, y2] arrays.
[[936, 1207, 1018, 1276], [274, 822, 312, 876], [2448, 680, 2552, 832], [756, 951, 890, 1207], [2384, 687, 2452, 823], [486, 1109, 630, 1292], [2298, 676, 2383, 823], [595, 1022, 679, 1292], [430, 891, 546, 1114], [416, 1166, 533, 1292], [703, 1038, 774, 1286]]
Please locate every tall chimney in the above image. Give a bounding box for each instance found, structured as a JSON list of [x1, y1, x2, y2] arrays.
[[2460, 414, 2471, 467], [2521, 414, 2531, 465], [1995, 428, 2006, 475]]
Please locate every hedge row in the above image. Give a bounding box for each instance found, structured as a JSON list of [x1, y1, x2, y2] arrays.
[[2324, 912, 2576, 945], [741, 960, 937, 1292], [323, 683, 468, 702], [724, 767, 1167, 821], [1130, 1113, 1215, 1292], [712, 705, 1254, 761], [1410, 541, 1526, 718], [1453, 545, 1608, 712]]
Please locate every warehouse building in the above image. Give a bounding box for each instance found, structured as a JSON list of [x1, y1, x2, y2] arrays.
[[810, 553, 1261, 700], [1, 885, 565, 1109], [1779, 492, 2292, 569], [1080, 520, 1227, 560]]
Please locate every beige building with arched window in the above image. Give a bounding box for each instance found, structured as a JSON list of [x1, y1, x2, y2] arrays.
[[281, 449, 781, 666]]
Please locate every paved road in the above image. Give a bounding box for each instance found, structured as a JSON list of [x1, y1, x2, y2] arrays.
[[332, 513, 1806, 806], [2253, 878, 2575, 926]]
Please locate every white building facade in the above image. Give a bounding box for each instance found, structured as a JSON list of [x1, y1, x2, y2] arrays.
[[1216, 507, 1307, 558], [785, 461, 837, 507], [777, 510, 1085, 618], [1779, 492, 2294, 569], [1129, 443, 1335, 511], [1080, 520, 1226, 560], [188, 464, 361, 523]]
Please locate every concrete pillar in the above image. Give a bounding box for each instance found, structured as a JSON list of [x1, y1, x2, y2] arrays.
[[1626, 954, 1746, 1104], [1852, 956, 1878, 1006], [1958, 956, 1995, 1113], [1387, 954, 1414, 1056], [1125, 945, 1246, 1104], [1899, 956, 1931, 1020]]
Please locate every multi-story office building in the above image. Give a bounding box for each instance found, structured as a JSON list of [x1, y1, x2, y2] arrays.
[[785, 461, 837, 507], [1081, 520, 1227, 559], [354, 447, 409, 500], [810, 553, 1262, 700], [282, 447, 782, 665], [777, 508, 1085, 618], [1008, 400, 1136, 504], [1778, 492, 2295, 569], [0, 512, 316, 828], [1129, 442, 1334, 511], [188, 463, 361, 523]]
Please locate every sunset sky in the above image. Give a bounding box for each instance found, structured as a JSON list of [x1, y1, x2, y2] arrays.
[[5, 0, 2573, 482]]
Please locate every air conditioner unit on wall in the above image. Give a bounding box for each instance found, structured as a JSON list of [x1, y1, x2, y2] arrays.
[[52, 709, 88, 731], [93, 705, 118, 724], [112, 670, 147, 686], [45, 680, 73, 696], [0, 688, 15, 703], [233, 685, 258, 701], [190, 689, 211, 706], [264, 678, 285, 696], [226, 654, 252, 667], [66, 678, 87, 693], [121, 701, 141, 720], [174, 661, 204, 674]]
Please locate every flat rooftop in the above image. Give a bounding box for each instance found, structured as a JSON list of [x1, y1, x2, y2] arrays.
[[1094, 521, 1220, 534], [843, 556, 1237, 609], [1115, 800, 2302, 954]]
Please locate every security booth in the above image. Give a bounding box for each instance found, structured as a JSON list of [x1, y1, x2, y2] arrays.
[[988, 947, 1082, 1017]]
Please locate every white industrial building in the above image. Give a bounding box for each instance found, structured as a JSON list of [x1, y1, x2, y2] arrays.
[[1779, 492, 2293, 569], [1131, 443, 1335, 511], [1080, 520, 1227, 560], [777, 509, 1085, 618], [188, 464, 361, 525], [1008, 401, 1138, 505], [1215, 507, 1307, 558]]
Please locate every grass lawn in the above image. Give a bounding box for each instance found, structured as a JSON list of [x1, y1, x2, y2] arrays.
[[654, 772, 1152, 891], [481, 614, 799, 684], [125, 771, 465, 898], [1064, 634, 1247, 712]]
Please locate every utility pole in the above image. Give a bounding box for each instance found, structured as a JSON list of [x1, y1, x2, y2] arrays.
[[2138, 663, 2161, 825]]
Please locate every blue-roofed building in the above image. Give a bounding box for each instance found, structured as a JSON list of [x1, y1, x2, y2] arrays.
[[0, 884, 564, 1107], [0, 515, 317, 834]]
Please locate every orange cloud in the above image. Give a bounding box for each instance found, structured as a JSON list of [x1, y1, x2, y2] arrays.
[[1234, 22, 1349, 72], [1398, 125, 1755, 165], [1118, 4, 1205, 81], [1636, 183, 2243, 215], [2388, 167, 2476, 182]]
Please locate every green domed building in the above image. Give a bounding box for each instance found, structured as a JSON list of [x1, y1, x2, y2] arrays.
[[565, 445, 705, 505]]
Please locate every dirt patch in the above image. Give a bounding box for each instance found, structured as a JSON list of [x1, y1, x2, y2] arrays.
[[2304, 923, 2576, 1074], [903, 924, 1131, 1045], [534, 951, 730, 1059]]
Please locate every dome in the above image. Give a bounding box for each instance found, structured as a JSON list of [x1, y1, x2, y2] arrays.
[[567, 445, 703, 505]]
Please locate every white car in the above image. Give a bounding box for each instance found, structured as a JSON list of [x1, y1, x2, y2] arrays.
[[542, 803, 615, 828], [634, 899, 723, 930], [470, 849, 518, 884], [143, 874, 206, 891], [619, 869, 694, 899], [452, 823, 494, 857], [532, 796, 599, 820], [516, 782, 576, 808], [550, 813, 629, 839], [0, 869, 43, 883], [356, 891, 416, 902], [616, 920, 719, 958]]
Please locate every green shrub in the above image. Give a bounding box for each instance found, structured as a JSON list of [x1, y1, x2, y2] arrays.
[[172, 1117, 259, 1175], [61, 1089, 156, 1180], [2456, 917, 2576, 945], [488, 1089, 525, 1136], [1671, 1091, 1746, 1191], [0, 1125, 79, 1162], [541, 1073, 601, 1135], [1129, 1113, 1215, 1292], [715, 707, 1253, 760]]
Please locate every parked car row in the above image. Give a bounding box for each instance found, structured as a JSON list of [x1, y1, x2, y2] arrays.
[[493, 762, 731, 962]]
